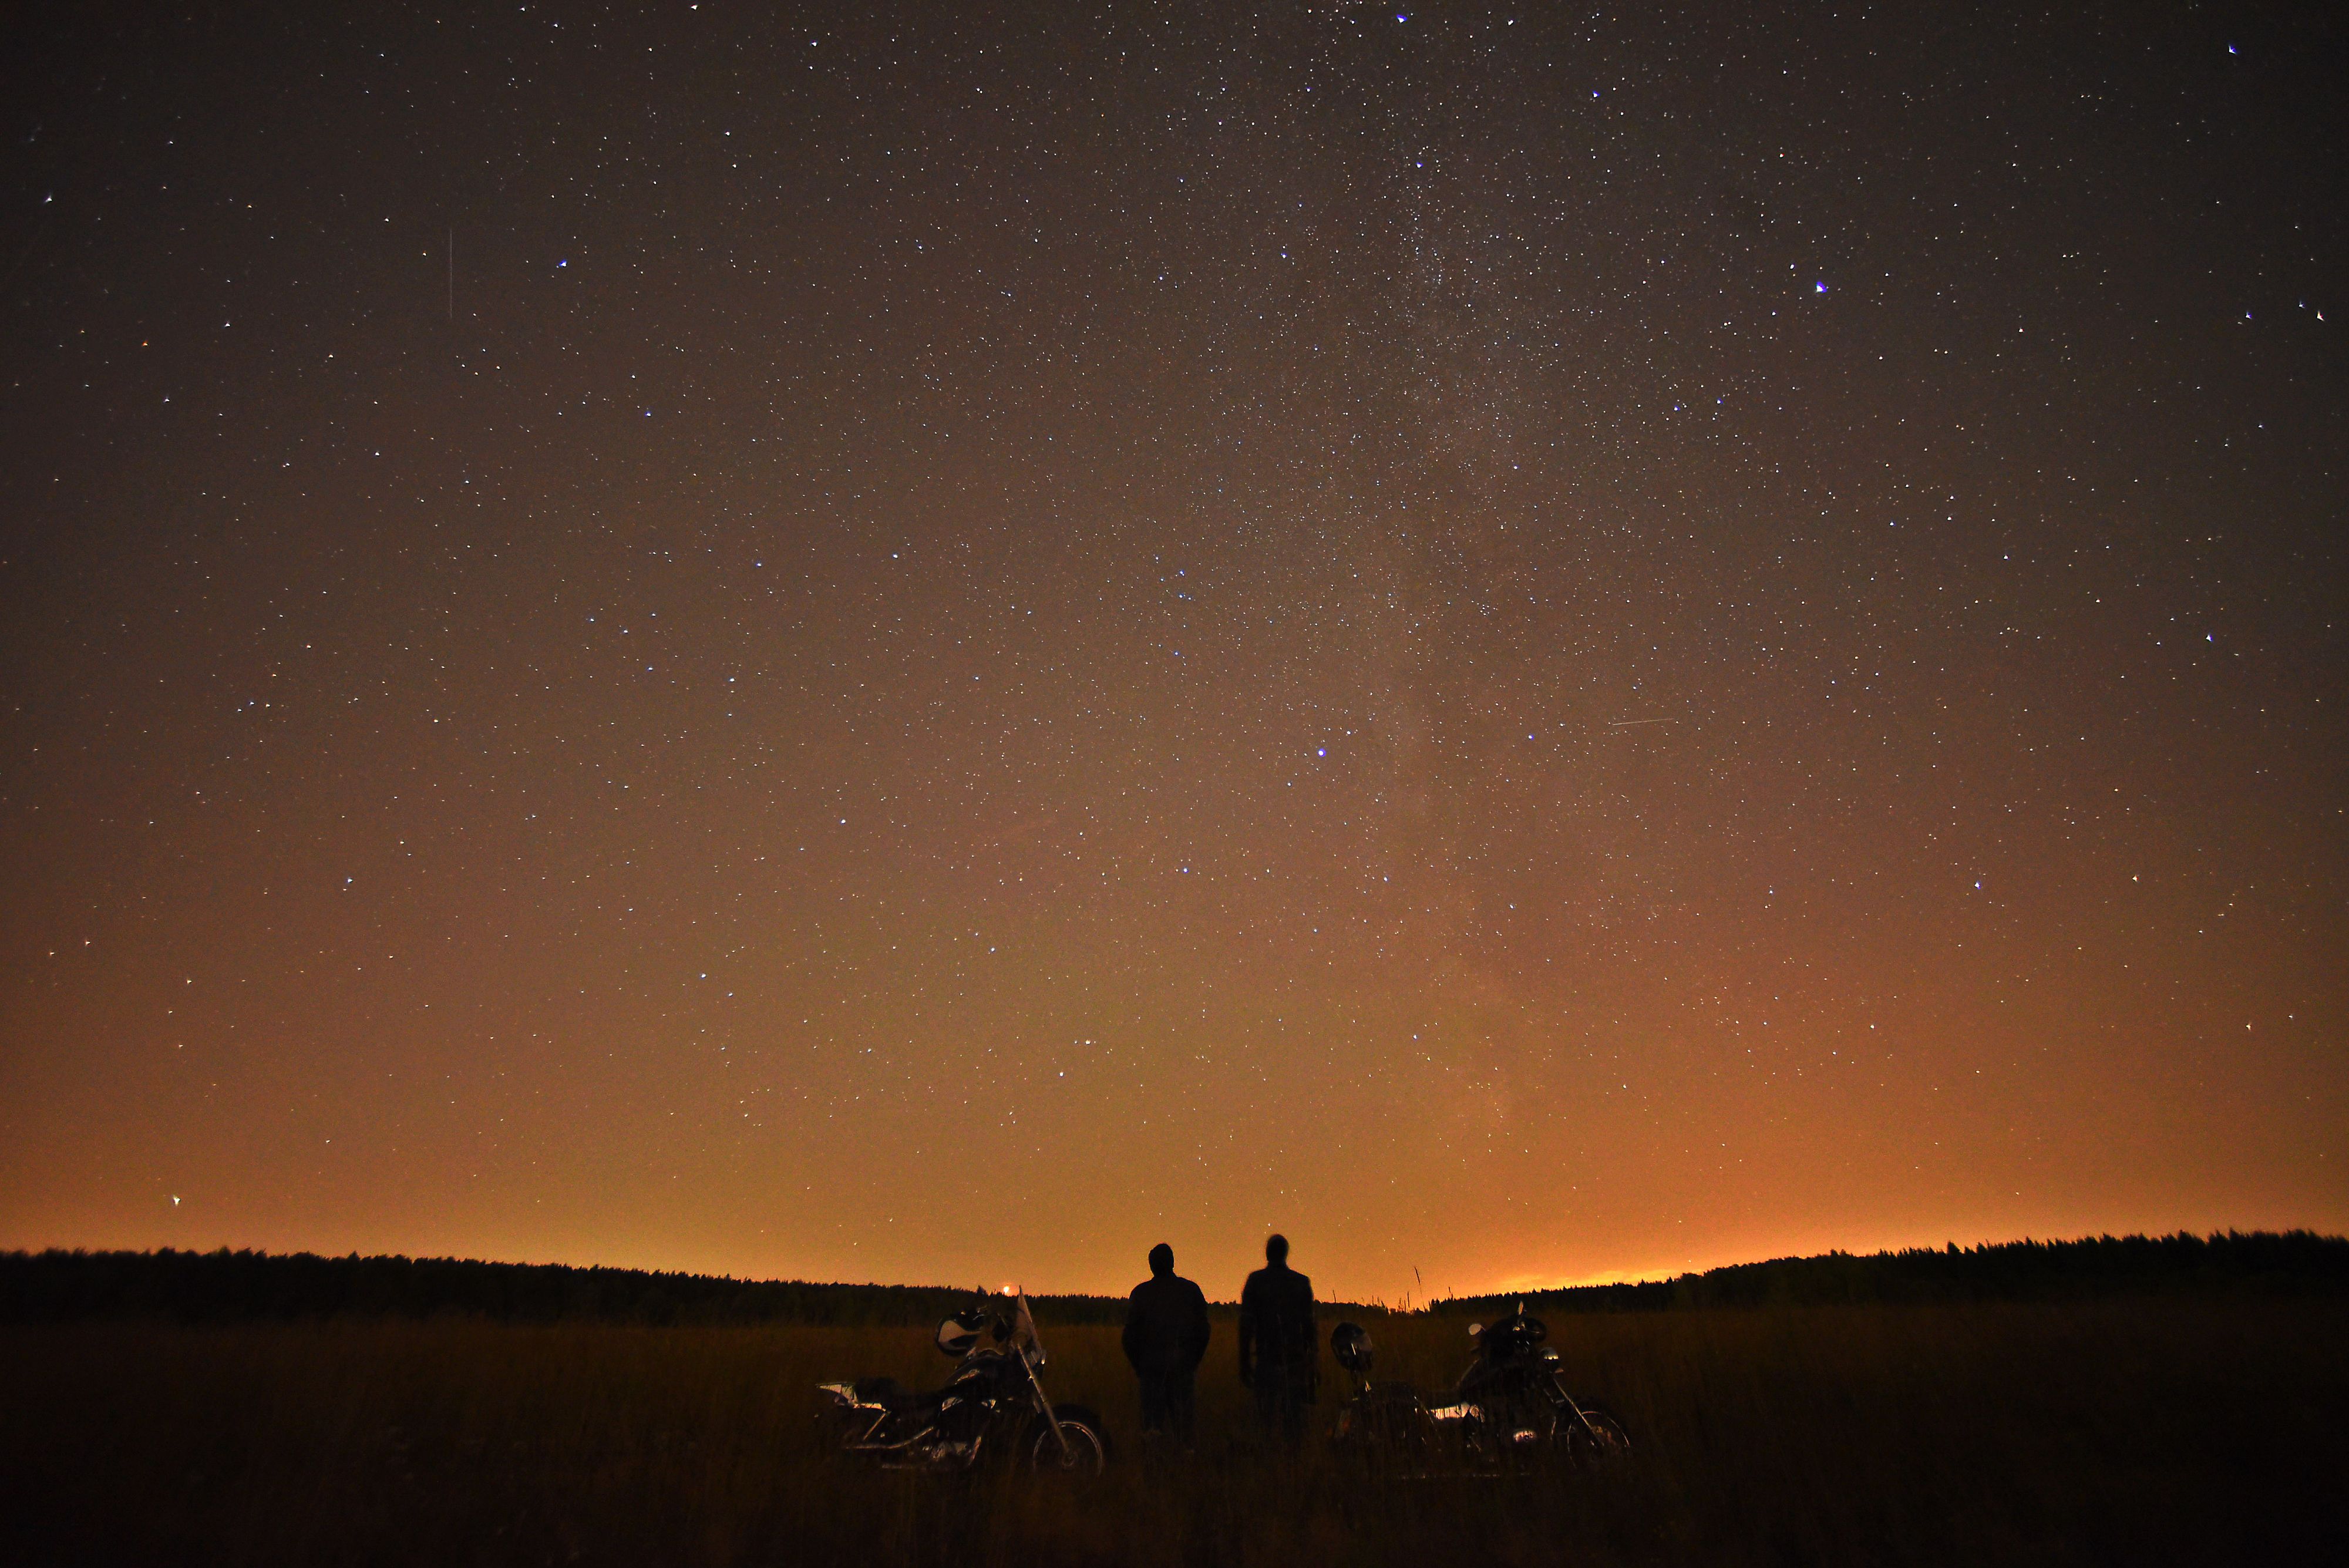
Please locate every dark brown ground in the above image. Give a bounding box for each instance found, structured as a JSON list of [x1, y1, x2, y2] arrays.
[[3, 1297, 2341, 1566]]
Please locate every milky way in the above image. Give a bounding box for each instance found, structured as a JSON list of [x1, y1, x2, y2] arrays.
[[2, 4, 2341, 1299]]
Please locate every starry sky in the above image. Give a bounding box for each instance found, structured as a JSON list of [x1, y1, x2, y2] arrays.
[[2, 3, 2343, 1302]]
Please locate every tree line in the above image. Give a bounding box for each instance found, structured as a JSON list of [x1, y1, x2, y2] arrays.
[[1431, 1230, 2349, 1320], [0, 1248, 1126, 1327], [1, 1230, 2339, 1327]]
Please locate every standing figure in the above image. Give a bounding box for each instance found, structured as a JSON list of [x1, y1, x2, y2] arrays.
[[1238, 1233, 1317, 1446], [1123, 1242, 1211, 1446]]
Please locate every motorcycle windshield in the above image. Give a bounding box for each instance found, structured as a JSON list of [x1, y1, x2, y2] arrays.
[[1010, 1293, 1046, 1367]]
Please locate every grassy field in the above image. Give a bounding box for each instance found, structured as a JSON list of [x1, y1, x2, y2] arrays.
[[2, 1297, 2342, 1566]]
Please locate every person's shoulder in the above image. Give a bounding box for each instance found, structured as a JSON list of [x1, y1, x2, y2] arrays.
[[1129, 1278, 1152, 1300], [1177, 1275, 1207, 1301]]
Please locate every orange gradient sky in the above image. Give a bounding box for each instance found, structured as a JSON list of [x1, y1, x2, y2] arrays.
[[2, 4, 2342, 1302]]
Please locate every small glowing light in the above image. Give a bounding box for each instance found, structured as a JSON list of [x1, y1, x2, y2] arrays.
[[1815, 281, 1828, 292]]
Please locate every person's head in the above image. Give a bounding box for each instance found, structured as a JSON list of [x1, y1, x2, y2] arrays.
[[1266, 1233, 1290, 1266], [1149, 1242, 1174, 1277]]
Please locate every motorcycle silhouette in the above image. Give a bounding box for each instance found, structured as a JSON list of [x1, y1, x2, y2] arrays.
[[818, 1293, 1109, 1476], [1328, 1306, 1630, 1474]]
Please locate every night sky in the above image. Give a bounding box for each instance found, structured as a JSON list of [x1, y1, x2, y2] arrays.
[[3, 4, 2342, 1302]]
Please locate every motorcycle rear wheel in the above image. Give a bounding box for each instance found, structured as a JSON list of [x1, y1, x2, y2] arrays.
[[1329, 1382, 1445, 1479], [1028, 1404, 1109, 1477]]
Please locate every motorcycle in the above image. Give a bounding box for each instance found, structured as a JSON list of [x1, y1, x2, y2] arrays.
[[1328, 1305, 1630, 1474], [818, 1293, 1110, 1476]]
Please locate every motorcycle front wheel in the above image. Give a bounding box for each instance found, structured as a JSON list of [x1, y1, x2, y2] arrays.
[[1564, 1404, 1632, 1468], [1028, 1404, 1109, 1477]]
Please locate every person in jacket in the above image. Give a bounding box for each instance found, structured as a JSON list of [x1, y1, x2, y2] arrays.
[[1237, 1233, 1317, 1445], [1122, 1242, 1211, 1445]]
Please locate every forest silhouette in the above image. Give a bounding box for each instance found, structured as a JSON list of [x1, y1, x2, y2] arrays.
[[5, 1229, 2340, 1327]]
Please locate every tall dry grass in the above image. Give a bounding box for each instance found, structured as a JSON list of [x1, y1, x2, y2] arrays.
[[1, 1297, 2341, 1566]]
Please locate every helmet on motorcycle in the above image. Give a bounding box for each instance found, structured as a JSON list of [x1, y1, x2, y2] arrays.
[[1330, 1321, 1375, 1374], [935, 1310, 988, 1357], [1480, 1308, 1547, 1357]]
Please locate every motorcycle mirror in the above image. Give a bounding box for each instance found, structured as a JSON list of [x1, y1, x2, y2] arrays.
[[1466, 1322, 1483, 1337]]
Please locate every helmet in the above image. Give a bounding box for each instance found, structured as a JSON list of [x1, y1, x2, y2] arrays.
[[1330, 1321, 1375, 1374], [1479, 1308, 1547, 1357], [936, 1310, 988, 1357]]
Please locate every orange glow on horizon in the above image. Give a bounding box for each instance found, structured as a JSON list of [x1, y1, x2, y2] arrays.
[[1, 4, 2340, 1304]]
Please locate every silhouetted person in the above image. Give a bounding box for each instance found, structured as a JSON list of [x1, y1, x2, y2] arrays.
[[1123, 1242, 1211, 1445], [1238, 1233, 1317, 1446]]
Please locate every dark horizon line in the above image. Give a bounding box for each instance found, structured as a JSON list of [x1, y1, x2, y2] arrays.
[[6, 1227, 2344, 1321]]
